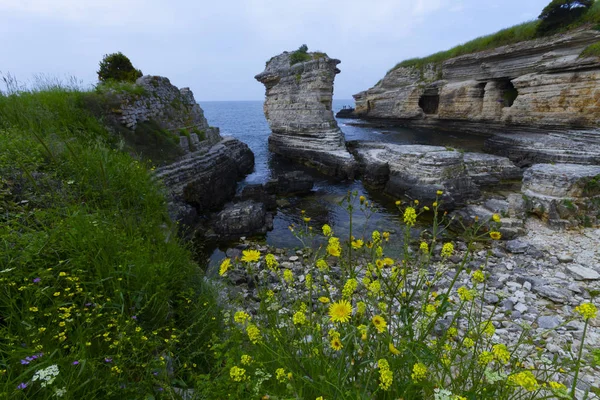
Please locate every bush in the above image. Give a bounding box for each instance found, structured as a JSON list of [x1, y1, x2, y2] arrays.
[[212, 193, 596, 399], [97, 52, 143, 83], [290, 44, 311, 66], [536, 0, 594, 36]]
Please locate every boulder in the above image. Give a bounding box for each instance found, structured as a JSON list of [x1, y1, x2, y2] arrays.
[[213, 201, 273, 239]]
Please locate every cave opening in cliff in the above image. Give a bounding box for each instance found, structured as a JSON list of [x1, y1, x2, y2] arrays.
[[498, 79, 518, 107], [418, 89, 440, 115]]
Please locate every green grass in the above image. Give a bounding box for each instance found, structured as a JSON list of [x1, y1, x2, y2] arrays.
[[580, 41, 600, 57], [389, 0, 600, 73], [0, 79, 220, 398]]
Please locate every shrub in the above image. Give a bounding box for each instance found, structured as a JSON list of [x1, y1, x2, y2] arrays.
[[213, 192, 596, 399], [536, 0, 593, 36], [290, 44, 311, 65], [97, 52, 143, 83]]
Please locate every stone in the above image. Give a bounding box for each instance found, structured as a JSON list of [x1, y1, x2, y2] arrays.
[[521, 163, 600, 227], [213, 201, 273, 239], [265, 171, 314, 195], [514, 302, 528, 313], [537, 315, 563, 329], [255, 51, 356, 179], [505, 239, 529, 254], [567, 265, 600, 280], [533, 285, 571, 303], [558, 253, 574, 263]]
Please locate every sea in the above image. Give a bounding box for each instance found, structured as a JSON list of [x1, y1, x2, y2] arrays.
[[199, 100, 487, 269]]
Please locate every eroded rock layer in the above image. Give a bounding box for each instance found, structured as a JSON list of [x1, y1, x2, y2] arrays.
[[353, 29, 600, 135], [255, 52, 356, 179]]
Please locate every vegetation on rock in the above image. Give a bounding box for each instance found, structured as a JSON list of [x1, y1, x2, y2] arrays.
[[97, 52, 143, 83], [537, 0, 594, 35], [0, 76, 220, 398], [390, 0, 600, 73], [290, 44, 311, 65]]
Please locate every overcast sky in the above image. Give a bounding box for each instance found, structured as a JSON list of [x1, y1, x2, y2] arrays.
[[1, 0, 549, 101]]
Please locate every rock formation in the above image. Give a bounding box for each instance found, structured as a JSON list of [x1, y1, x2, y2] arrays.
[[351, 29, 600, 166], [353, 29, 600, 130], [107, 75, 255, 224], [255, 51, 356, 179]]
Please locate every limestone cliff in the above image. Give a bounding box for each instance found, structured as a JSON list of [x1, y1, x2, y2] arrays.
[[255, 51, 356, 179], [107, 76, 254, 223], [353, 29, 600, 132]]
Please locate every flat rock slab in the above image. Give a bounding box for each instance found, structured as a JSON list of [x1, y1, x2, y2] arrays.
[[505, 239, 530, 254], [463, 152, 522, 186], [567, 264, 600, 280]]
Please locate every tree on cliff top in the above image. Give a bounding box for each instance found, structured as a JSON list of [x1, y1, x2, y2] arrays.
[[536, 0, 593, 35], [97, 52, 143, 83]]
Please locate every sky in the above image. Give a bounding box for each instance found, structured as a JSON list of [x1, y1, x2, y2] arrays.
[[0, 0, 550, 101]]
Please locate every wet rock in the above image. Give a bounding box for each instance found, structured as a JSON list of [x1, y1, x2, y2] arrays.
[[265, 171, 314, 195]]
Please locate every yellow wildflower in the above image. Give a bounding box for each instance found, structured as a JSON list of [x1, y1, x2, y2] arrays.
[[327, 237, 341, 257], [276, 368, 288, 382], [425, 304, 437, 316], [489, 231, 502, 240], [372, 230, 381, 243], [378, 359, 393, 390], [411, 363, 427, 382], [219, 258, 231, 276], [351, 239, 364, 249], [382, 231, 390, 241], [575, 302, 598, 320], [265, 254, 279, 271], [330, 337, 343, 351], [241, 250, 261, 263], [246, 324, 261, 344], [29, 307, 38, 312], [356, 301, 366, 315], [316, 258, 328, 271], [478, 351, 494, 366], [230, 366, 246, 382], [359, 195, 366, 203], [293, 311, 306, 325], [420, 242, 429, 253], [368, 280, 381, 295], [508, 370, 539, 391], [322, 224, 332, 236], [403, 207, 417, 226], [388, 343, 400, 355], [492, 214, 501, 222], [457, 286, 474, 302], [342, 278, 358, 298], [492, 343, 510, 364], [549, 381, 566, 391], [372, 315, 387, 333], [283, 269, 293, 283], [234, 311, 251, 324], [436, 190, 443, 195], [329, 300, 353, 323], [471, 269, 485, 284], [463, 337, 474, 348], [441, 242, 454, 258], [480, 321, 496, 337]]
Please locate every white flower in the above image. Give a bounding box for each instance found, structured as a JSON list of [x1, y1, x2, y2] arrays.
[[54, 387, 67, 397], [32, 364, 60, 387], [434, 388, 454, 400]]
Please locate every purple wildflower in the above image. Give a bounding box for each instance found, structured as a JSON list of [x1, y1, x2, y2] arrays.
[[152, 371, 158, 376], [104, 358, 112, 363], [20, 360, 29, 365], [17, 383, 27, 390], [131, 315, 137, 320], [72, 361, 79, 365], [33, 278, 41, 283]]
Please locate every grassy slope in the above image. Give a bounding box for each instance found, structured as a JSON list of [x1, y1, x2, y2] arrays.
[[0, 83, 219, 398], [390, 1, 600, 72]]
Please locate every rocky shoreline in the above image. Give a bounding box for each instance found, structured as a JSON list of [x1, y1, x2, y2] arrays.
[[217, 218, 600, 398]]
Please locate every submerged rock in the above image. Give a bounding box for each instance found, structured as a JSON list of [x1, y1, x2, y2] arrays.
[[255, 50, 356, 179], [522, 163, 600, 228]]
